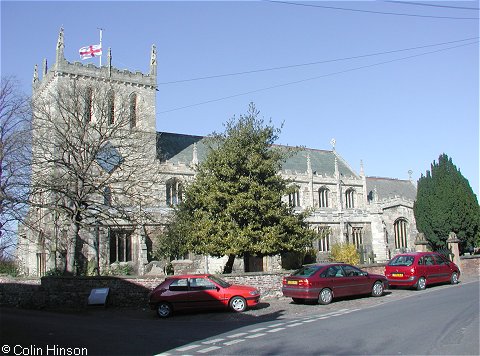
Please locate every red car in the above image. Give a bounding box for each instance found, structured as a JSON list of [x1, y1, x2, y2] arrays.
[[384, 252, 460, 290], [282, 263, 388, 305], [148, 274, 260, 318]]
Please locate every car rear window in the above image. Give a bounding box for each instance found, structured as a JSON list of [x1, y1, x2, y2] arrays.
[[388, 255, 415, 266], [292, 265, 321, 277]]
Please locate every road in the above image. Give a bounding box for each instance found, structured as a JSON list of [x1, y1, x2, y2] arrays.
[[1, 279, 478, 355]]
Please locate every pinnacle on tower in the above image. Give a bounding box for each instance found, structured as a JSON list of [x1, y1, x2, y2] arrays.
[[56, 27, 65, 64], [150, 44, 157, 76]]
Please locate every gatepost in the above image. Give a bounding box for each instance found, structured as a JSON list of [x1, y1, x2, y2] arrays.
[[414, 233, 429, 252], [447, 232, 461, 269]]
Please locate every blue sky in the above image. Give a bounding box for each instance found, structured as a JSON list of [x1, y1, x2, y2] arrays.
[[2, 1, 479, 197]]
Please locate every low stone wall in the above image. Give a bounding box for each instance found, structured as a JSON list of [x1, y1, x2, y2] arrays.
[[1, 257, 477, 310], [0, 277, 41, 308], [460, 255, 480, 277]]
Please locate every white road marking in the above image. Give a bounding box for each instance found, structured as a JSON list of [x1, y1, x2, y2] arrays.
[[223, 339, 245, 346], [268, 323, 285, 328], [250, 327, 267, 332], [202, 338, 225, 344], [227, 332, 248, 338], [267, 327, 286, 333], [286, 322, 303, 327], [175, 344, 201, 352], [197, 346, 222, 353], [245, 333, 267, 339]]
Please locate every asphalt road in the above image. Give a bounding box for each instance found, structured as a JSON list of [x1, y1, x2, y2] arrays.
[[1, 277, 478, 355]]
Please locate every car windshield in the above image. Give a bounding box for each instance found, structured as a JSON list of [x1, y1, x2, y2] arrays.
[[292, 265, 321, 277], [208, 275, 231, 288], [388, 255, 415, 266]]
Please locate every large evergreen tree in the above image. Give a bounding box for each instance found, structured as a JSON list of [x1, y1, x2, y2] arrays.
[[414, 153, 480, 252], [160, 104, 317, 273]]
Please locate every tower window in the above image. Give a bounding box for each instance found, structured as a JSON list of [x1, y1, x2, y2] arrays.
[[107, 91, 115, 125], [104, 186, 112, 206], [84, 87, 93, 122], [129, 93, 137, 129]]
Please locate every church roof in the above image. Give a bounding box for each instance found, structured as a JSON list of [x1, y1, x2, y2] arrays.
[[366, 177, 417, 201], [156, 132, 357, 177]]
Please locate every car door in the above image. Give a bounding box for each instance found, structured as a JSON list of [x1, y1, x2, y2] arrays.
[[188, 277, 223, 310], [166, 278, 190, 310], [341, 264, 370, 295], [423, 254, 438, 283], [325, 265, 351, 297], [432, 254, 452, 283]]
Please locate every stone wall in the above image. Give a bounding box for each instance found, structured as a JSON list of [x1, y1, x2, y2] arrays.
[[1, 257, 477, 310], [459, 255, 480, 277]]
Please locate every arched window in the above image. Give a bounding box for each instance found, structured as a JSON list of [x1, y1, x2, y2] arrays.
[[351, 227, 363, 248], [84, 87, 93, 122], [129, 93, 137, 129], [394, 218, 408, 249], [107, 90, 115, 125], [317, 226, 331, 252], [288, 187, 300, 208], [318, 187, 329, 208], [109, 229, 132, 263], [345, 188, 355, 209], [166, 178, 183, 207]]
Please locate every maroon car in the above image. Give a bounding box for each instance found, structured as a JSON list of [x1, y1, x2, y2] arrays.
[[282, 263, 388, 305], [148, 274, 260, 318], [384, 252, 460, 290]]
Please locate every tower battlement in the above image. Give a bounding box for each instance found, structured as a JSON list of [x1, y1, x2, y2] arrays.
[[33, 28, 157, 90]]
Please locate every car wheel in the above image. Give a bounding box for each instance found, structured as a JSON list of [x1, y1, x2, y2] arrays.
[[292, 298, 304, 304], [318, 288, 333, 305], [156, 302, 173, 318], [229, 296, 247, 312], [371, 281, 384, 297], [450, 272, 459, 284], [416, 277, 426, 291]]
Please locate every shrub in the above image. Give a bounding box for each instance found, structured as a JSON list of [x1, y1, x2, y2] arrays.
[[329, 243, 360, 265], [44, 268, 64, 276], [0, 259, 19, 276]]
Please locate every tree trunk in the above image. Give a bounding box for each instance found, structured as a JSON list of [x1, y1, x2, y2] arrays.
[[223, 254, 236, 274], [65, 226, 76, 275]]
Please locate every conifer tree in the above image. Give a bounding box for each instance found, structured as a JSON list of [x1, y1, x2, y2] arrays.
[[414, 153, 480, 252], [162, 103, 317, 273]]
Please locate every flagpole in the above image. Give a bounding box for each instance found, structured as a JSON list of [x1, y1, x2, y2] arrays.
[[98, 27, 104, 67]]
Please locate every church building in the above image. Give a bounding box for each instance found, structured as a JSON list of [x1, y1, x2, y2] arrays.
[[17, 29, 418, 276]]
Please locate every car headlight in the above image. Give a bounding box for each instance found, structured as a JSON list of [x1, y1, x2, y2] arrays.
[[249, 290, 259, 296]]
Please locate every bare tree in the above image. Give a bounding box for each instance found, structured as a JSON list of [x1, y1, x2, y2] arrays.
[[0, 76, 31, 258], [29, 79, 162, 274]]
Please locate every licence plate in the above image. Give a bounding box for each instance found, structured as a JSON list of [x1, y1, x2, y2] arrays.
[[392, 273, 403, 277], [287, 280, 298, 285]]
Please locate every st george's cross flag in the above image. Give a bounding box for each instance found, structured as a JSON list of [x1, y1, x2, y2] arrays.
[[79, 44, 102, 59]]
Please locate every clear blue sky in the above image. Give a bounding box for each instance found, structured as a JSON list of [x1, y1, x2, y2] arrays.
[[2, 1, 479, 197]]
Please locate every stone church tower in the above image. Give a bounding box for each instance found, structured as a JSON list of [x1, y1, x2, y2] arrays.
[[18, 28, 161, 276]]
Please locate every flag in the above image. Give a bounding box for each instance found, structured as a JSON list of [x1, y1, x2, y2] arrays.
[[79, 44, 102, 60]]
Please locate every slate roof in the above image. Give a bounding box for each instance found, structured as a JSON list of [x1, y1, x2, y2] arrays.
[[156, 132, 358, 177], [366, 177, 417, 201]]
